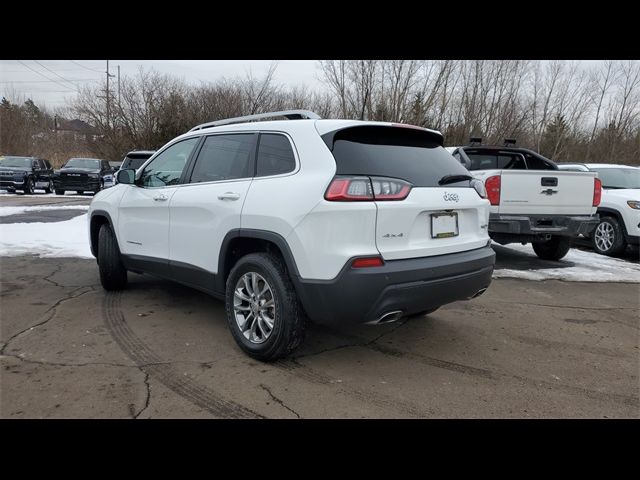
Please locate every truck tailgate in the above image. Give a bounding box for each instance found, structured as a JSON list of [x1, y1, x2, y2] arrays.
[[497, 170, 596, 215]]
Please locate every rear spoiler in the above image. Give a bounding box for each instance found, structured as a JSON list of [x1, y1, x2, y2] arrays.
[[321, 124, 444, 151]]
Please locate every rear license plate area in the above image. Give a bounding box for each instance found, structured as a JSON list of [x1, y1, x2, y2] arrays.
[[431, 212, 459, 239]]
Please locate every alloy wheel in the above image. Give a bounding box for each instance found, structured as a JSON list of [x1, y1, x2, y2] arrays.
[[233, 272, 275, 344], [595, 221, 614, 252]]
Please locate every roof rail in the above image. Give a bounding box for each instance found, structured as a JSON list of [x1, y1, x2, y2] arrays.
[[189, 110, 321, 132]]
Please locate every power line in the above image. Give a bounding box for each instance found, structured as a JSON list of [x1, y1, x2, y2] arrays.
[[16, 60, 78, 92], [69, 60, 105, 73], [33, 60, 86, 91], [0, 79, 100, 84]]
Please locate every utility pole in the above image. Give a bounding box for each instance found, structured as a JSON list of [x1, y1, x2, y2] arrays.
[[105, 60, 115, 127], [117, 65, 121, 108], [106, 60, 110, 126]]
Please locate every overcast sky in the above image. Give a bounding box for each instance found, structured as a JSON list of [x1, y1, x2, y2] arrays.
[[0, 60, 323, 110]]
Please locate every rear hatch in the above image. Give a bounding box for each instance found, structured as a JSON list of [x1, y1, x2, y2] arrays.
[[324, 125, 490, 260]]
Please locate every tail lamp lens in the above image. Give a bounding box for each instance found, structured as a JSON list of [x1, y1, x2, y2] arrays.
[[485, 175, 501, 206], [325, 176, 411, 201], [593, 177, 602, 207], [470, 178, 487, 199]]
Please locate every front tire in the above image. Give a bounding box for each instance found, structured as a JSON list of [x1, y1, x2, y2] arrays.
[[532, 235, 572, 261], [225, 253, 305, 362], [44, 179, 53, 194], [55, 189, 65, 195], [592, 216, 626, 256], [22, 177, 34, 195], [98, 224, 128, 291]]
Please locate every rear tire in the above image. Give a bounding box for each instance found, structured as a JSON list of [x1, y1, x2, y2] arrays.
[[44, 179, 53, 194], [532, 235, 572, 261], [592, 216, 626, 256], [55, 189, 65, 195], [98, 224, 128, 291], [225, 252, 306, 362]]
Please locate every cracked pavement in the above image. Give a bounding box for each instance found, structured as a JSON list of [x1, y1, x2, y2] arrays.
[[1, 254, 638, 418]]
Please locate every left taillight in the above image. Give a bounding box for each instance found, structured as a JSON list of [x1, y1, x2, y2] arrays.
[[593, 177, 602, 206], [325, 176, 411, 202]]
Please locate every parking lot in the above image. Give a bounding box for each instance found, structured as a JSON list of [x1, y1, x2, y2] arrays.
[[1, 193, 639, 418]]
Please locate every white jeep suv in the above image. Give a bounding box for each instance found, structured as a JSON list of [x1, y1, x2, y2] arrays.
[[88, 110, 495, 361], [558, 163, 640, 255]]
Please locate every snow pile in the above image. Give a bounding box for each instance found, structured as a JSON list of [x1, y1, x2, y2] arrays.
[[494, 242, 640, 283], [0, 205, 90, 217], [0, 213, 93, 258]]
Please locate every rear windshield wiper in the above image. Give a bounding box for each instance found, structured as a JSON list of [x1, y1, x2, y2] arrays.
[[438, 174, 473, 185]]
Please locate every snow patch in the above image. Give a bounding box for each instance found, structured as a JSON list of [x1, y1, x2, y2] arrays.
[[0, 213, 93, 258], [494, 242, 640, 283], [0, 205, 90, 217]]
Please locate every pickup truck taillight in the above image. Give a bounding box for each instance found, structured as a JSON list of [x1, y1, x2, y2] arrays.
[[325, 176, 412, 201], [485, 175, 501, 206], [593, 178, 602, 206]]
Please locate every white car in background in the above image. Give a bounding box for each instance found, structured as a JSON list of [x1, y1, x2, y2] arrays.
[[557, 163, 640, 256]]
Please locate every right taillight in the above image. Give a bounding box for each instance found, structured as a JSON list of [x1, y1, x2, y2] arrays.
[[485, 175, 501, 206], [325, 176, 411, 202], [593, 177, 602, 206]]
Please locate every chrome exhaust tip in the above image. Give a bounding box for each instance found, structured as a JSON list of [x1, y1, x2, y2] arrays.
[[470, 288, 487, 299], [368, 310, 403, 325]]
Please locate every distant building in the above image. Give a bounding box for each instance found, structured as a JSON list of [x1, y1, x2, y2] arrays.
[[55, 118, 101, 141]]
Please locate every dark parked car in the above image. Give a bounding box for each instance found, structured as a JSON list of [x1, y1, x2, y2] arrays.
[[53, 158, 115, 195], [120, 150, 156, 171], [0, 156, 54, 194]]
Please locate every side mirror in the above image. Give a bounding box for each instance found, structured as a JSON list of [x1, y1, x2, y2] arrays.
[[116, 168, 136, 185]]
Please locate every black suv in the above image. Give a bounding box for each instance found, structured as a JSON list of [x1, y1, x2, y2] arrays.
[[120, 150, 156, 171], [53, 157, 114, 195], [0, 156, 54, 194]]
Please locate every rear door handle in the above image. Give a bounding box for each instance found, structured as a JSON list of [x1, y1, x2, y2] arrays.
[[218, 192, 241, 201], [153, 194, 169, 201]]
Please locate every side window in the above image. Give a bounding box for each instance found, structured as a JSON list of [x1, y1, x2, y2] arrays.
[[189, 134, 255, 183], [497, 154, 526, 170], [140, 137, 199, 187], [468, 154, 497, 170], [256, 133, 296, 177], [525, 153, 555, 170], [44, 160, 52, 169]]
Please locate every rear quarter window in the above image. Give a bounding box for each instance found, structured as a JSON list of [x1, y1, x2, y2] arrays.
[[323, 126, 470, 187]]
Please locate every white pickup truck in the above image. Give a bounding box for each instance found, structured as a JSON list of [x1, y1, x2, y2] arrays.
[[448, 142, 601, 260]]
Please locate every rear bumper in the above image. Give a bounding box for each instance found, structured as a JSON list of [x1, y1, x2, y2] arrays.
[[626, 235, 640, 246], [293, 245, 495, 325], [489, 213, 599, 237]]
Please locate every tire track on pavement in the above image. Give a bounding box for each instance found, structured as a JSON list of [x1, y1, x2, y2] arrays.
[[102, 291, 263, 419]]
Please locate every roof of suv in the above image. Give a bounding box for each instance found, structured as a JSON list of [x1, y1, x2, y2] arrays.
[[177, 119, 443, 142], [125, 150, 156, 156]]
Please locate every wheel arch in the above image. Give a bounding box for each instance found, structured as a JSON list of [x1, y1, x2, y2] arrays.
[[217, 229, 302, 293], [89, 210, 116, 258], [596, 207, 629, 236]]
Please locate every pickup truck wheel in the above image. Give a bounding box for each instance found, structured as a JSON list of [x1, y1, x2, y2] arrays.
[[44, 179, 53, 194], [592, 217, 626, 256], [532, 235, 572, 261], [22, 177, 34, 195], [98, 224, 128, 291], [55, 189, 65, 195], [225, 253, 305, 362]]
